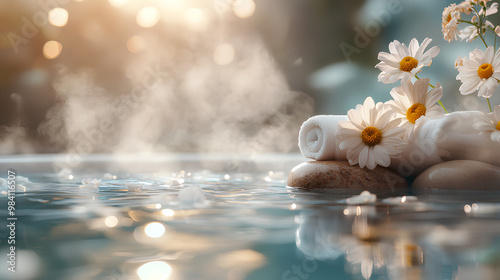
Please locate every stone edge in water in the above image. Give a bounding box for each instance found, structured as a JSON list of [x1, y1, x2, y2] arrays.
[[287, 160, 408, 191]]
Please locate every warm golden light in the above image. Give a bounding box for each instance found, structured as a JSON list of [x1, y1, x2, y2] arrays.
[[145, 222, 165, 238], [104, 216, 119, 227], [137, 6, 161, 28], [109, 0, 129, 8], [213, 44, 235, 66], [233, 0, 256, 19], [183, 8, 208, 31], [215, 250, 265, 272], [127, 35, 146, 53], [43, 40, 63, 59], [137, 261, 172, 280], [48, 8, 69, 27]]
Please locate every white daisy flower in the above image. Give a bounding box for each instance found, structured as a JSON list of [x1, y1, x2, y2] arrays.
[[442, 4, 462, 42], [458, 26, 478, 42], [376, 38, 440, 84], [457, 1, 473, 14], [496, 26, 500, 37], [470, 0, 491, 6], [387, 78, 444, 141], [337, 97, 406, 170], [479, 2, 498, 16], [473, 105, 500, 142], [459, 19, 494, 42], [457, 46, 500, 98], [455, 56, 466, 69]]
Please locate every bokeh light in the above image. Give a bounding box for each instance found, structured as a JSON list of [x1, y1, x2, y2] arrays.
[[183, 8, 207, 31], [137, 261, 172, 280], [48, 7, 69, 27], [0, 250, 41, 280], [43, 40, 63, 59], [145, 222, 166, 238], [233, 0, 256, 18], [127, 35, 146, 53], [213, 43, 235, 66], [161, 209, 175, 217], [136, 6, 161, 28], [104, 215, 119, 227]]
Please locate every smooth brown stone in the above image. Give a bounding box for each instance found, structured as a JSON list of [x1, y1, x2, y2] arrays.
[[287, 161, 408, 191], [412, 160, 500, 191]]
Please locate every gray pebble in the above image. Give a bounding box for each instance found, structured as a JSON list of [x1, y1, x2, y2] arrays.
[[412, 160, 500, 191]]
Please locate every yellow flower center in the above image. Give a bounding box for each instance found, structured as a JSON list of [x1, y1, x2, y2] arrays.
[[496, 120, 500, 131], [361, 126, 382, 146], [399, 56, 419, 72], [477, 63, 494, 79], [406, 103, 427, 124], [446, 14, 452, 24]]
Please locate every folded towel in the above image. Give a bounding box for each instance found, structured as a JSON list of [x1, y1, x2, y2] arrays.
[[298, 115, 347, 161], [299, 111, 500, 176]]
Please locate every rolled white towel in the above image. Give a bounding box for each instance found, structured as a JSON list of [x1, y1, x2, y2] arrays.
[[298, 115, 347, 161], [299, 111, 500, 176], [392, 111, 500, 176]]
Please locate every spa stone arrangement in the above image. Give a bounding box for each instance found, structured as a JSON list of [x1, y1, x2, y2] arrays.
[[289, 0, 500, 192]]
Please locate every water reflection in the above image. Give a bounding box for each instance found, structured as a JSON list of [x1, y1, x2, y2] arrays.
[[295, 200, 500, 280], [104, 215, 119, 227], [137, 261, 172, 280], [2, 159, 500, 280], [144, 222, 166, 238]]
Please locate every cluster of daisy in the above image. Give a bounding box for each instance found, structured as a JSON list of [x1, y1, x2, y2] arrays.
[[336, 1, 500, 170], [442, 0, 498, 43]]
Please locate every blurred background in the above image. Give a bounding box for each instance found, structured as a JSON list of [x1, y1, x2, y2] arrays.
[[0, 0, 499, 155]]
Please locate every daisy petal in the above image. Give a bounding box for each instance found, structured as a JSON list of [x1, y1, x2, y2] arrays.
[[374, 145, 391, 167], [358, 146, 369, 169]]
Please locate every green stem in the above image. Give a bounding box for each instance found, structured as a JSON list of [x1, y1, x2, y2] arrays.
[[458, 20, 475, 25], [495, 30, 497, 50], [414, 74, 448, 113], [471, 6, 488, 47], [487, 98, 492, 112], [478, 31, 489, 47], [438, 100, 449, 113]]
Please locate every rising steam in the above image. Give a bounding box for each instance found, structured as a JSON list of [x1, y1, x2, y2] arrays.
[[1, 0, 314, 159], [37, 35, 314, 157]]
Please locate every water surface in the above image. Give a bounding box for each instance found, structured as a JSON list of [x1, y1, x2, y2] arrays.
[[1, 154, 499, 280]]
